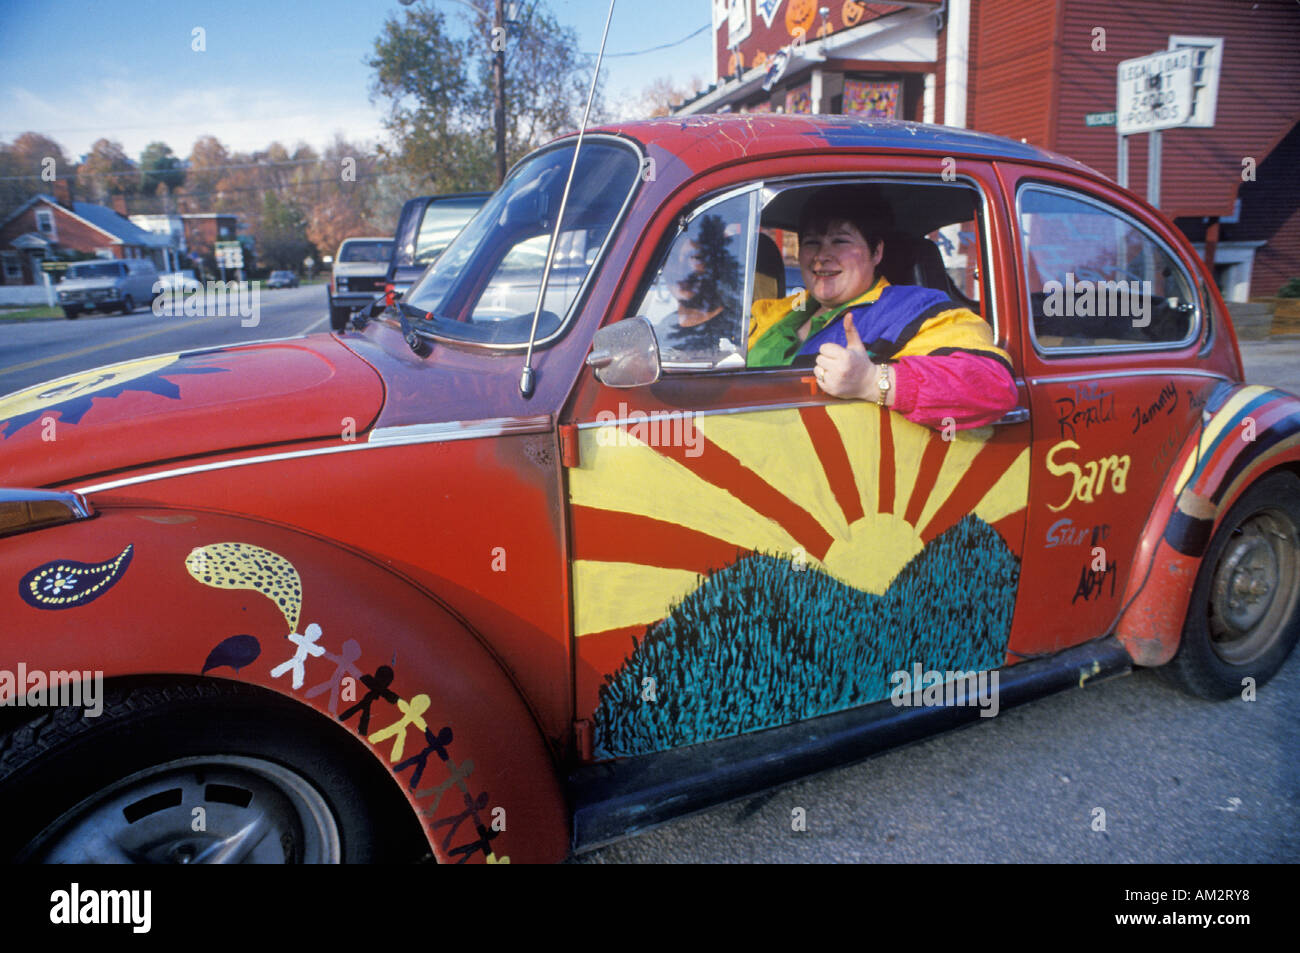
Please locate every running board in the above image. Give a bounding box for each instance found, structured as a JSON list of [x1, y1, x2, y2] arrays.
[[567, 636, 1133, 854]]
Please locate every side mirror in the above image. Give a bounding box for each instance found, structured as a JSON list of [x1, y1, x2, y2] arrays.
[[587, 316, 662, 388]]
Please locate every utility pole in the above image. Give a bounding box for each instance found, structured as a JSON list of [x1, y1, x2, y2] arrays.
[[493, 0, 507, 186]]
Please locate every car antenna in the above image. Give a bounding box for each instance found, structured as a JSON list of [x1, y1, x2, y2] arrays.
[[519, 0, 617, 399]]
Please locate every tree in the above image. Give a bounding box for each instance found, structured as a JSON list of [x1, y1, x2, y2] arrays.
[[0, 133, 73, 218], [139, 142, 186, 211], [627, 75, 707, 119], [182, 135, 233, 211], [368, 0, 603, 191], [77, 139, 137, 204], [303, 135, 386, 257], [258, 192, 314, 271]]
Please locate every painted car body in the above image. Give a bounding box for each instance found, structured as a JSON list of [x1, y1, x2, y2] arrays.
[[3, 115, 1298, 864]]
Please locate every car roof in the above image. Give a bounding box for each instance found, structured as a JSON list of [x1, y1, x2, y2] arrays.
[[570, 115, 1102, 179]]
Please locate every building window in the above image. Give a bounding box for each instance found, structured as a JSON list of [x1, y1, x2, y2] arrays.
[[843, 79, 900, 119], [35, 208, 56, 240], [1167, 36, 1223, 128], [2, 253, 23, 282]]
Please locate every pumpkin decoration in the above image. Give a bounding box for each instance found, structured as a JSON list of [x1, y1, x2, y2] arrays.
[[785, 0, 816, 38]]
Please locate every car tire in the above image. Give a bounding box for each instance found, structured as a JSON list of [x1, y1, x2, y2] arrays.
[[1165, 471, 1300, 699], [62, 306, 80, 320], [330, 303, 352, 332], [119, 295, 135, 315], [0, 679, 428, 864]]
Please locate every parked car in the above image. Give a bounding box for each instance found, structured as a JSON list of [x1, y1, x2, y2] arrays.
[[354, 192, 490, 325], [3, 116, 1298, 864], [267, 270, 299, 289], [328, 237, 393, 331], [155, 269, 199, 293], [55, 258, 159, 319]]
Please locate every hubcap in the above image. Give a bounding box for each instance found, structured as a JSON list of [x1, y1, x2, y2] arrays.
[[20, 755, 341, 864], [1208, 508, 1300, 665]]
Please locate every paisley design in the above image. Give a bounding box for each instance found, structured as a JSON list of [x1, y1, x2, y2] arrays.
[[19, 544, 134, 610], [185, 542, 302, 631]]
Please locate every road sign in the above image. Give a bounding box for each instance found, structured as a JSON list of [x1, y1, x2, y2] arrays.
[[1117, 49, 1195, 135], [215, 240, 244, 269], [1084, 111, 1116, 127]]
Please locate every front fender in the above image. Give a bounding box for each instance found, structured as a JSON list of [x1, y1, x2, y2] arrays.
[[1115, 384, 1300, 666], [1, 504, 568, 863]]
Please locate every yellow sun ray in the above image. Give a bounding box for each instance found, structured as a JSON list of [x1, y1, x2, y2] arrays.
[[916, 426, 994, 531], [972, 446, 1031, 525], [570, 426, 795, 554], [694, 408, 850, 540], [826, 402, 881, 515], [573, 560, 705, 637]]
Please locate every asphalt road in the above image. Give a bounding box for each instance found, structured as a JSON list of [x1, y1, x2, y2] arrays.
[[1, 302, 1297, 863], [0, 284, 331, 397]]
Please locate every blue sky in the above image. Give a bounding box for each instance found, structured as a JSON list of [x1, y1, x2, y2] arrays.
[[0, 0, 715, 160]]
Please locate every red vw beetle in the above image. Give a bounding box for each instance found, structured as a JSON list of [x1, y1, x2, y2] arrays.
[[2, 116, 1297, 863]]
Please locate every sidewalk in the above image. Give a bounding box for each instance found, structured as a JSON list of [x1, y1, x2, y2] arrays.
[[1239, 335, 1300, 395]]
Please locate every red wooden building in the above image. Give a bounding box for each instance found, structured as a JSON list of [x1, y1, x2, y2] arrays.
[[680, 0, 1299, 299]]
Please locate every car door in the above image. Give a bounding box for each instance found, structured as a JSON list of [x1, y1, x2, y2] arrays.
[[1001, 166, 1229, 652], [562, 165, 1034, 761]]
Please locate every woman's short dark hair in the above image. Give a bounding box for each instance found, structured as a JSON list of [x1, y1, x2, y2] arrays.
[[797, 187, 893, 252]]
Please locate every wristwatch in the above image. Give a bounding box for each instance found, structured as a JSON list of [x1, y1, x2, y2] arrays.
[[876, 362, 892, 406]]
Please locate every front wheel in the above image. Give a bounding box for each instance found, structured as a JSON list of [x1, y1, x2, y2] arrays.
[[62, 306, 80, 320], [1166, 471, 1300, 699], [0, 680, 427, 863], [119, 294, 135, 315]]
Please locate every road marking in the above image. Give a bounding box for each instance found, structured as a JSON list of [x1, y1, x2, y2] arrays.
[[297, 315, 328, 335], [0, 317, 214, 379]]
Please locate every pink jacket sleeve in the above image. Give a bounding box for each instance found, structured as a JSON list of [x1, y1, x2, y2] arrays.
[[890, 352, 1019, 430]]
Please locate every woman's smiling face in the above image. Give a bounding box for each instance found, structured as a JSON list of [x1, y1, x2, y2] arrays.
[[798, 220, 884, 308]]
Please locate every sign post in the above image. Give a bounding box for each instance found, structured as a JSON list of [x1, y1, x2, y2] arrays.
[[1116, 48, 1195, 207]]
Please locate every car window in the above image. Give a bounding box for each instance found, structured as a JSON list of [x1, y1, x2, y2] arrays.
[[466, 229, 600, 325], [632, 179, 990, 373], [1018, 185, 1197, 351], [414, 198, 486, 265], [633, 190, 754, 369], [339, 241, 394, 263]]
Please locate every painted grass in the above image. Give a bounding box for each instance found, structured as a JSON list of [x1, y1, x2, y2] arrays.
[[593, 514, 1019, 758]]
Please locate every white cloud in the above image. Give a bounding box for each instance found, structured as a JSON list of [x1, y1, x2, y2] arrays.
[[2, 78, 388, 158]]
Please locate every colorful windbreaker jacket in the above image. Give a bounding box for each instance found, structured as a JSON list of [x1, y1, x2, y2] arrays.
[[749, 277, 1018, 429]]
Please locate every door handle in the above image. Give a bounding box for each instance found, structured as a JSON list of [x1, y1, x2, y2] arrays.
[[993, 407, 1030, 426]]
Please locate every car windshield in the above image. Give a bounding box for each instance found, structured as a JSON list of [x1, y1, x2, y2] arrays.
[[65, 262, 121, 280], [403, 137, 640, 346], [339, 241, 393, 263], [413, 197, 488, 265]]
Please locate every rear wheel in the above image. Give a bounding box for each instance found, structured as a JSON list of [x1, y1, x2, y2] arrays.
[[0, 680, 427, 863], [62, 306, 80, 320], [1166, 471, 1300, 698], [330, 303, 352, 331]]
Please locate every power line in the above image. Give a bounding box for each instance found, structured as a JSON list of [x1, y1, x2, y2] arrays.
[[585, 22, 710, 58]]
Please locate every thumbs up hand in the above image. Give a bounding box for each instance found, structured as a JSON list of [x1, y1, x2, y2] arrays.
[[814, 313, 880, 401]]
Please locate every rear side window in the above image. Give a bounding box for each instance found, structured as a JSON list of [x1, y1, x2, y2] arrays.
[[1017, 185, 1197, 351], [414, 198, 485, 265], [339, 241, 393, 263]]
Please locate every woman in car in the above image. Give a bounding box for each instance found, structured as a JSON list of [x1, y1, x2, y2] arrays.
[[748, 189, 1018, 430]]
